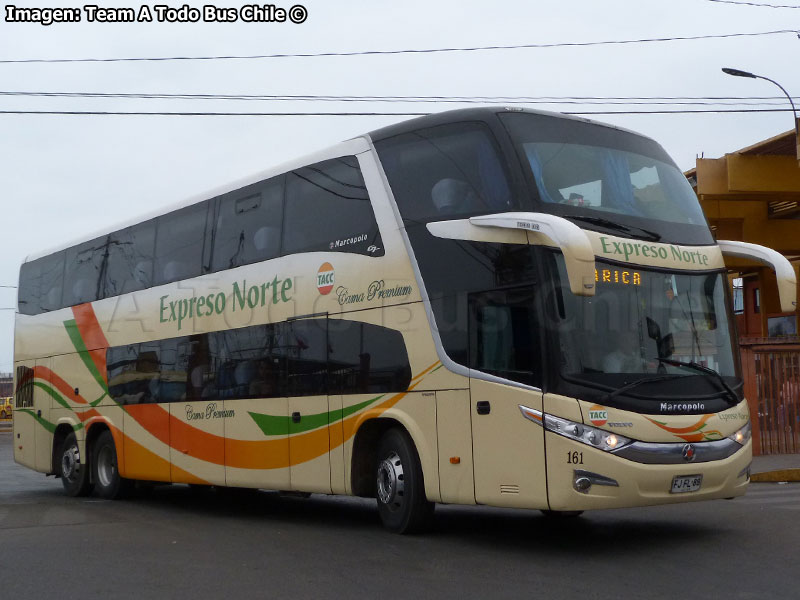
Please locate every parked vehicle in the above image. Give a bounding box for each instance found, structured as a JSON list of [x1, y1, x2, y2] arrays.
[[0, 397, 12, 419]]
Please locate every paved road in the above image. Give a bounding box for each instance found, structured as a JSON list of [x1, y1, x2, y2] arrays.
[[0, 430, 797, 600]]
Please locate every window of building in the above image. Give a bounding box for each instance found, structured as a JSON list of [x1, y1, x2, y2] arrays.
[[732, 277, 744, 315]]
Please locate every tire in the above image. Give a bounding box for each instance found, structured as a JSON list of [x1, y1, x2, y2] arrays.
[[375, 428, 434, 534], [92, 430, 133, 499], [59, 432, 93, 497]]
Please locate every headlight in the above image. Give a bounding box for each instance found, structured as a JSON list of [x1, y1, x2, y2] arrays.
[[728, 421, 751, 446], [519, 405, 632, 452]]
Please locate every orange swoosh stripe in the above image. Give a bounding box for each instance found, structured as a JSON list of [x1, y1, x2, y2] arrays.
[[646, 414, 713, 434], [71, 303, 109, 380]]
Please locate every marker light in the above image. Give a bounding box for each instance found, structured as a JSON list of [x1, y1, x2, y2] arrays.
[[728, 421, 752, 446]]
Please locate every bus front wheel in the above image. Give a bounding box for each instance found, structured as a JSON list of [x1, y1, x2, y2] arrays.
[[375, 428, 434, 534], [92, 430, 133, 499], [59, 432, 92, 497]]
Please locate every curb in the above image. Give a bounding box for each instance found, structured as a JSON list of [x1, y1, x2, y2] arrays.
[[751, 469, 800, 483]]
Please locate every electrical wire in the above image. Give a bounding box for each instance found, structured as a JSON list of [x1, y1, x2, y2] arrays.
[[0, 108, 796, 116], [703, 0, 800, 8], [0, 30, 796, 63], [0, 90, 798, 106]]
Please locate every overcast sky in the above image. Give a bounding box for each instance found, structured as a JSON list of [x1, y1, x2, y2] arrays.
[[1, 0, 798, 373]]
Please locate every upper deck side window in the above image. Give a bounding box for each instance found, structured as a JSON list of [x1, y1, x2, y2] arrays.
[[282, 156, 383, 256], [18, 155, 382, 316], [374, 121, 514, 224]]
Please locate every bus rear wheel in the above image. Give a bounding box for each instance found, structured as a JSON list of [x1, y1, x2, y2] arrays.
[[375, 428, 434, 534], [92, 430, 133, 499], [59, 432, 92, 497]]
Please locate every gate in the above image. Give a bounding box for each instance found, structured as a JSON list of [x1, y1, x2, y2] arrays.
[[740, 337, 800, 455]]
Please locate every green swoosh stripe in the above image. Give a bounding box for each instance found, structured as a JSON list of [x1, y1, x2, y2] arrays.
[[63, 319, 109, 394], [249, 394, 385, 436], [15, 408, 83, 434]]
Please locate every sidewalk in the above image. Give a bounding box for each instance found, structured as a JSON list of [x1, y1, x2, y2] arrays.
[[751, 452, 800, 483]]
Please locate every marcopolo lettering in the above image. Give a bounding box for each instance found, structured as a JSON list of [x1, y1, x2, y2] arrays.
[[599, 237, 709, 266], [660, 402, 706, 412]]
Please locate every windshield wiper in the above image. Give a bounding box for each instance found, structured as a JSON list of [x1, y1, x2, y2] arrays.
[[603, 373, 685, 402], [654, 358, 739, 405], [568, 215, 661, 241]]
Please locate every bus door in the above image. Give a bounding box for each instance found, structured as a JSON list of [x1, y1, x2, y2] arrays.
[[12, 360, 53, 472], [468, 288, 548, 508], [286, 316, 332, 494]]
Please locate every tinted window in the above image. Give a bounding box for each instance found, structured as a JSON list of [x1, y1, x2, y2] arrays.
[[212, 177, 284, 272], [154, 202, 212, 286], [282, 156, 382, 256], [468, 287, 541, 387], [63, 236, 107, 307], [107, 319, 412, 402], [216, 324, 287, 399], [375, 122, 513, 224], [20, 252, 67, 314], [328, 320, 412, 394], [105, 222, 156, 296], [287, 319, 328, 396]]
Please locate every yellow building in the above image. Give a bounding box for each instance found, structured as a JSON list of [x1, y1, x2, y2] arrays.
[[687, 127, 800, 455]]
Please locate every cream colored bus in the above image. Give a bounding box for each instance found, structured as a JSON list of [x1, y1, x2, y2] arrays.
[[13, 108, 796, 533]]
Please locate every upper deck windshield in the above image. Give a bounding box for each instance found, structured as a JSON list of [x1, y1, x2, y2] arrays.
[[499, 112, 711, 244], [373, 110, 713, 246]]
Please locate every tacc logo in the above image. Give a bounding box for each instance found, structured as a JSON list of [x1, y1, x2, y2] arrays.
[[317, 263, 335, 295], [588, 405, 608, 427]]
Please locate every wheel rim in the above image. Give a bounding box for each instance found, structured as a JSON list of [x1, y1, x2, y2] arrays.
[[61, 443, 81, 483], [377, 451, 405, 511], [96, 445, 116, 488]]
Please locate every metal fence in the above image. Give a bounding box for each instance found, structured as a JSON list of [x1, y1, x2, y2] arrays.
[[740, 337, 800, 455]]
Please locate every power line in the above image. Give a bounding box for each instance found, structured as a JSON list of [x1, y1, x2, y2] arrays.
[[0, 30, 796, 64], [703, 0, 800, 8], [0, 286, 16, 289], [0, 108, 796, 116], [0, 90, 798, 106]]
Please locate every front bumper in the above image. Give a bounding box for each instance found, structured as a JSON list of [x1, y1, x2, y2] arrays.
[[545, 431, 752, 511]]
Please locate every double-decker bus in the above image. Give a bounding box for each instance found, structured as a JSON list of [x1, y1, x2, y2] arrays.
[[13, 108, 796, 533]]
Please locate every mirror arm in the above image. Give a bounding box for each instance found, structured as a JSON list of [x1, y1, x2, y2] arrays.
[[718, 240, 797, 313]]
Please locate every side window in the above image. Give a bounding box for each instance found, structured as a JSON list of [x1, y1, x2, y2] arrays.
[[468, 286, 542, 387], [105, 222, 156, 297], [328, 320, 412, 394], [18, 261, 42, 315], [286, 318, 328, 396], [154, 202, 213, 286], [14, 366, 34, 408], [282, 156, 383, 256], [212, 176, 284, 272], [215, 324, 287, 400], [108, 343, 160, 404], [63, 236, 108, 307], [39, 252, 66, 313], [375, 122, 513, 223]]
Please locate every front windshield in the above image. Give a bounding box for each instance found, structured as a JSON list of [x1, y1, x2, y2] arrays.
[[551, 254, 741, 398], [500, 112, 714, 245]]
